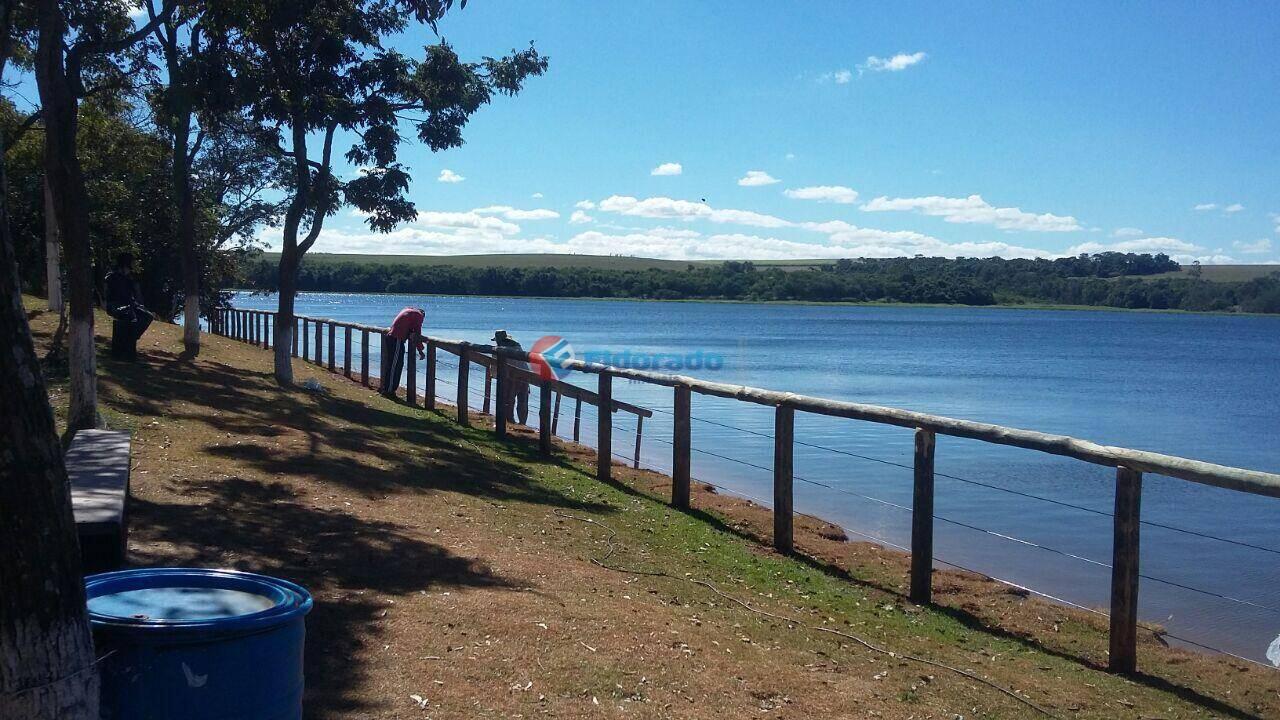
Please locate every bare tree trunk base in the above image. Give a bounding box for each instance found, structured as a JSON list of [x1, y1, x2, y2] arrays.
[[182, 295, 200, 356], [274, 325, 294, 386], [67, 316, 97, 431]]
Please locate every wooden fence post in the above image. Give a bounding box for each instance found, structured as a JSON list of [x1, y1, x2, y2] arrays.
[[328, 323, 336, 370], [910, 428, 936, 605], [248, 311, 256, 345], [672, 384, 691, 509], [313, 319, 322, 365], [425, 342, 436, 410], [551, 392, 561, 435], [482, 365, 493, 416], [494, 356, 507, 438], [406, 342, 417, 407], [457, 347, 470, 426], [1109, 466, 1143, 674], [301, 319, 309, 361], [597, 373, 612, 481], [264, 313, 272, 349], [343, 326, 352, 378], [773, 404, 794, 553], [360, 329, 369, 385], [539, 381, 552, 455], [633, 416, 644, 469], [292, 318, 299, 357], [573, 397, 582, 442]]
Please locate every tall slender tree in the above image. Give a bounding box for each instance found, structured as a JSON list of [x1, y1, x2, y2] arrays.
[[0, 2, 98, 716], [204, 0, 547, 385], [149, 0, 203, 353], [34, 0, 172, 429]]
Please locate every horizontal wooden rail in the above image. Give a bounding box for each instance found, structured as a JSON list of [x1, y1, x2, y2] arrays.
[[231, 308, 1280, 500]]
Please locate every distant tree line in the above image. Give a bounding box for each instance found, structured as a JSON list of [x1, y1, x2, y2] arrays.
[[238, 252, 1280, 314]]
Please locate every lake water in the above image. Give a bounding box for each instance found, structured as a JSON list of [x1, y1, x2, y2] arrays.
[[226, 291, 1280, 664]]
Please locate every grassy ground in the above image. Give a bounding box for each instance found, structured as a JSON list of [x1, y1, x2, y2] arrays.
[[1147, 265, 1279, 282], [25, 297, 1280, 719]]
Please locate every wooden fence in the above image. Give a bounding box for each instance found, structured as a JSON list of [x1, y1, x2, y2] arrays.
[[210, 306, 1280, 675], [209, 308, 653, 464]]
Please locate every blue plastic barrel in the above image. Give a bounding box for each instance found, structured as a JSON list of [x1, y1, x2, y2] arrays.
[[86, 568, 313, 720]]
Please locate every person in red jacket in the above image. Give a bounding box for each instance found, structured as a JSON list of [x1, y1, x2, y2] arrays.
[[381, 307, 426, 399]]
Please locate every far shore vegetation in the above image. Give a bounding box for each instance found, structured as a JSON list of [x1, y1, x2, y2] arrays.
[[240, 251, 1280, 315]]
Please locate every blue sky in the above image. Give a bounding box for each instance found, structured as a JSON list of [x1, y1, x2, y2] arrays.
[[128, 2, 1280, 262]]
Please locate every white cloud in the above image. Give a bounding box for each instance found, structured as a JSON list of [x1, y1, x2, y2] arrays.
[[860, 51, 927, 74], [1112, 227, 1145, 237], [1224, 203, 1245, 213], [1194, 203, 1217, 211], [473, 205, 559, 221], [569, 210, 594, 224], [650, 162, 683, 176], [1066, 237, 1202, 255], [784, 185, 859, 204], [586, 194, 1056, 259], [1273, 213, 1280, 234], [128, 4, 148, 19], [1233, 238, 1272, 254], [834, 69, 852, 84], [784, 152, 796, 161], [861, 194, 1082, 232], [737, 170, 780, 187], [437, 169, 464, 183], [597, 195, 791, 229], [574, 200, 596, 210], [413, 210, 520, 235], [531, 192, 543, 199]]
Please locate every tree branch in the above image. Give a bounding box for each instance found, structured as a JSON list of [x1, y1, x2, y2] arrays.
[[298, 123, 337, 255], [70, 0, 176, 64], [4, 110, 43, 150]]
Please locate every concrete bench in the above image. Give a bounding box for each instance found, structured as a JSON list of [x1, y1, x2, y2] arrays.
[[66, 430, 131, 574]]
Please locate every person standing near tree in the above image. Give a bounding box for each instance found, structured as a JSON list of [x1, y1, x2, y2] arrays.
[[380, 306, 425, 399], [103, 253, 152, 361]]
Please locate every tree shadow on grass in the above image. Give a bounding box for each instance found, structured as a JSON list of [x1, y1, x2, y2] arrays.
[[129, 477, 514, 719], [101, 348, 613, 513]]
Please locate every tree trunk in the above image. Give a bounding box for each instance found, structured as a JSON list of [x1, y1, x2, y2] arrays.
[[176, 131, 200, 354], [0, 72, 100, 720], [43, 177, 61, 313], [167, 32, 201, 356], [273, 247, 298, 385], [36, 0, 96, 431]]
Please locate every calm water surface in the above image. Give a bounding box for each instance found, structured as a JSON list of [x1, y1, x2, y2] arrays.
[[228, 292, 1280, 663]]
